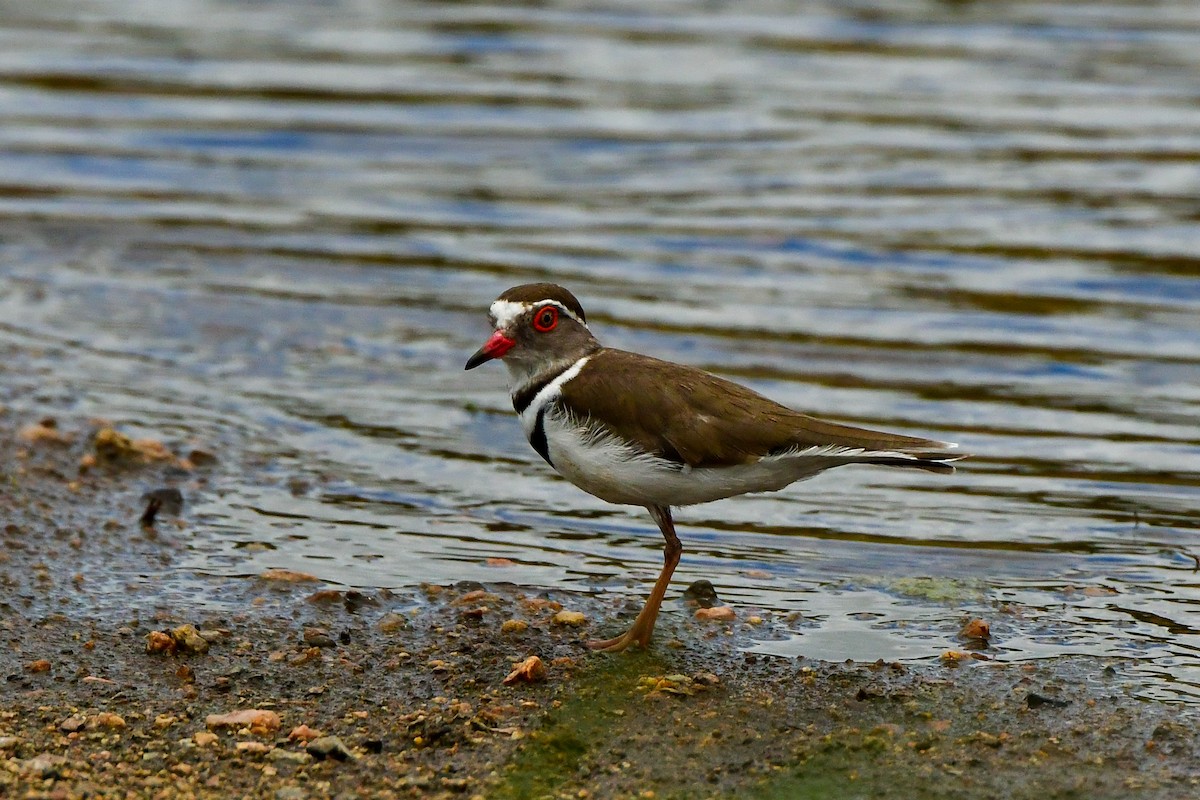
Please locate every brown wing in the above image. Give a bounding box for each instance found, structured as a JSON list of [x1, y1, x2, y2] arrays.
[[558, 349, 960, 470]]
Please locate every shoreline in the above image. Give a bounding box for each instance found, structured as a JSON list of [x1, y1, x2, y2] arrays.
[[2, 414, 1197, 799]]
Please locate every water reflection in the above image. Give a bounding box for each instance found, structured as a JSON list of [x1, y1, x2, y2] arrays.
[[1, 0, 1199, 701]]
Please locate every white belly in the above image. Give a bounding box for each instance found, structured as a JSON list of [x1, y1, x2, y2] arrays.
[[536, 409, 857, 508]]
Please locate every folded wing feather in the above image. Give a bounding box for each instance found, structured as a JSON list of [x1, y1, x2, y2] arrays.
[[559, 349, 964, 472]]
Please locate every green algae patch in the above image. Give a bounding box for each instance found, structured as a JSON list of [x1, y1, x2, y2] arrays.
[[888, 576, 986, 603], [490, 650, 673, 800]]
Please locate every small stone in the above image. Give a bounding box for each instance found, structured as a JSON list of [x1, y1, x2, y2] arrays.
[[205, 709, 281, 736], [20, 753, 67, 778], [959, 618, 991, 642], [378, 613, 409, 633], [1026, 692, 1070, 709], [60, 714, 87, 733], [94, 427, 167, 463], [501, 619, 528, 634], [276, 787, 308, 800], [172, 624, 210, 654], [0, 736, 20, 751], [682, 580, 720, 608], [146, 630, 176, 655], [260, 568, 320, 583], [19, 420, 72, 445], [236, 741, 272, 755], [307, 589, 343, 604], [88, 712, 126, 730], [288, 724, 322, 743], [268, 749, 313, 765], [694, 606, 735, 622], [521, 597, 562, 613], [551, 610, 587, 627], [303, 627, 336, 648], [503, 655, 546, 685], [306, 735, 357, 762], [188, 448, 218, 466], [25, 659, 52, 673], [194, 731, 219, 747]]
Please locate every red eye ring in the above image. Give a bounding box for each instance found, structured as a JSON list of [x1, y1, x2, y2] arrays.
[[533, 305, 558, 332]]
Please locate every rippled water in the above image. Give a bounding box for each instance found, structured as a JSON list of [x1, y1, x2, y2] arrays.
[[2, 0, 1198, 701]]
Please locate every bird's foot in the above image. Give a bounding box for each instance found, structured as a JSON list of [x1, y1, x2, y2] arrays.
[[587, 626, 651, 653]]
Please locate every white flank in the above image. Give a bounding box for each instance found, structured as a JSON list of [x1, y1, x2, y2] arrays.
[[541, 417, 909, 507], [490, 298, 588, 330]]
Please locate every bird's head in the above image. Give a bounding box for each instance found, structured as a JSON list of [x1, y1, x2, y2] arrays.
[[464, 283, 598, 383]]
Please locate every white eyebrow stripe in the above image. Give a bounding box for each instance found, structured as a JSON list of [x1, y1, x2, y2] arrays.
[[489, 299, 587, 330]]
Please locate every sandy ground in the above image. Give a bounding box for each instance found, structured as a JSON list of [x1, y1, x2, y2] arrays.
[[2, 412, 1197, 799]]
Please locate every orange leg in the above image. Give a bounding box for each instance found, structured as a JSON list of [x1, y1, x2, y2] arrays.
[[588, 505, 681, 653]]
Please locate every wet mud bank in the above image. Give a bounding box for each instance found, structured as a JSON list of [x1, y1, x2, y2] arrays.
[[2, 415, 1197, 799]]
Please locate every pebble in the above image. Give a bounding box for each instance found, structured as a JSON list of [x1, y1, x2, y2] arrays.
[[288, 724, 322, 742], [60, 714, 87, 733], [0, 736, 20, 751], [682, 579, 720, 607], [960, 618, 991, 641], [377, 613, 409, 633], [89, 712, 126, 730], [303, 627, 336, 648], [20, 753, 67, 778], [19, 419, 72, 444], [694, 606, 736, 622], [503, 655, 546, 685], [146, 630, 175, 655], [205, 628, 231, 643], [551, 610, 587, 627], [205, 709, 281, 735], [1026, 692, 1070, 709], [501, 619, 528, 634], [306, 735, 357, 762], [260, 568, 320, 583], [268, 748, 314, 765]]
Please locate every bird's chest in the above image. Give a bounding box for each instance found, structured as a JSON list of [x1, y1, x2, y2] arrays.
[[520, 404, 668, 506]]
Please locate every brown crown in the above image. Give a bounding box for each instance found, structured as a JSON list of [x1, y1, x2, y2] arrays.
[[497, 283, 587, 323]]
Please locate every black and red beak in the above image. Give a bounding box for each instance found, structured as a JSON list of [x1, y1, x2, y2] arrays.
[[464, 330, 516, 370]]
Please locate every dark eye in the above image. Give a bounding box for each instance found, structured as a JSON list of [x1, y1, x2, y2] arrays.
[[533, 306, 558, 332]]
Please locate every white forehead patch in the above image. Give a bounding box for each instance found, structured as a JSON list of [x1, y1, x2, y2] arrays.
[[489, 299, 587, 330]]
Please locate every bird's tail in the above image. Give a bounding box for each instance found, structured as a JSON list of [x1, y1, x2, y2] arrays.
[[786, 414, 968, 474]]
